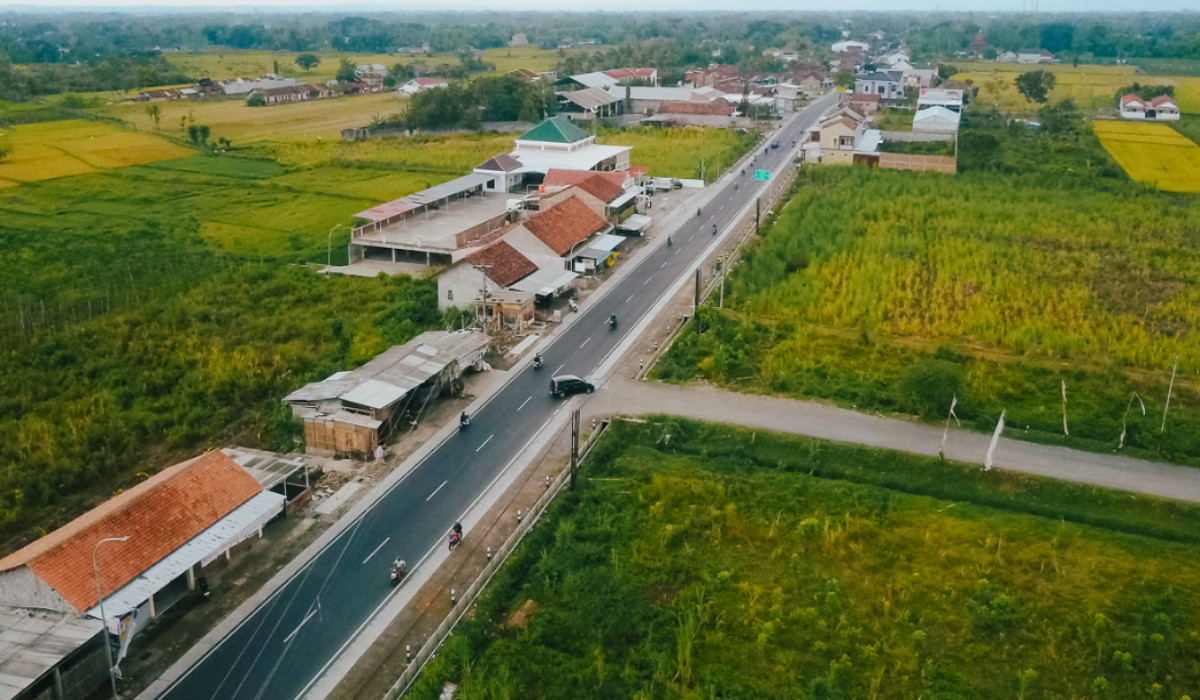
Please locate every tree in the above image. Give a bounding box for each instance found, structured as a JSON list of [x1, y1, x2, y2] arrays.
[[186, 124, 210, 146], [295, 53, 320, 71], [145, 103, 162, 129], [1015, 70, 1056, 104], [833, 69, 855, 90], [246, 92, 266, 107], [335, 59, 357, 83]]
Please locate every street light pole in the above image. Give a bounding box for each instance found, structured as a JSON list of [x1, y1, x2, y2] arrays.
[[327, 223, 345, 271], [93, 535, 130, 700]]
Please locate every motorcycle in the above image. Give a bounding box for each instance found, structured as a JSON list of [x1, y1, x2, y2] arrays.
[[608, 314, 618, 330], [448, 523, 463, 551], [459, 412, 470, 430], [390, 559, 407, 585], [533, 353, 543, 370]]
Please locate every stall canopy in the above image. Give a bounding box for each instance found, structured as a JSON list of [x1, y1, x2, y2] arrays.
[[509, 267, 579, 296], [616, 213, 652, 233], [578, 234, 626, 261]]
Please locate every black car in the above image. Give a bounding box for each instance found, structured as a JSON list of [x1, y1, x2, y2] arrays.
[[550, 374, 595, 397], [771, 140, 781, 149]]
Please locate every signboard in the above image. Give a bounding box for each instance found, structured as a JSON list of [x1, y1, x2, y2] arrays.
[[754, 170, 770, 181]]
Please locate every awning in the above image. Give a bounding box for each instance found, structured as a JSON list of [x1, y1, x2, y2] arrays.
[[591, 234, 625, 252], [88, 490, 286, 618], [509, 267, 578, 296], [406, 173, 496, 205], [607, 189, 639, 210], [617, 213, 652, 232]]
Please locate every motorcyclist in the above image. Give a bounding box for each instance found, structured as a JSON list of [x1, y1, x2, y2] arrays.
[[609, 314, 617, 329], [460, 411, 470, 427], [393, 558, 406, 579], [533, 352, 543, 368], [697, 207, 702, 218], [712, 223, 718, 236]]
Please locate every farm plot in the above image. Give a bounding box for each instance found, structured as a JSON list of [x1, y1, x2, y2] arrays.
[[1094, 121, 1200, 192], [951, 63, 1138, 111], [102, 92, 403, 144], [0, 119, 191, 183], [656, 166, 1200, 462]]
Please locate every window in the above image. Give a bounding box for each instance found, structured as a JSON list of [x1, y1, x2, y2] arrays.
[[839, 136, 855, 148], [447, 289, 454, 301]]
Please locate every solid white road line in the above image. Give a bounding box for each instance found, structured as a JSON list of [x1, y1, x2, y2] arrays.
[[517, 396, 532, 411], [475, 434, 494, 453], [282, 604, 319, 644], [362, 537, 390, 565], [425, 480, 447, 502]]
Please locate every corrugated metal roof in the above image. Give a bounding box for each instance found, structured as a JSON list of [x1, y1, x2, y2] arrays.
[[509, 267, 578, 295], [340, 378, 408, 410], [407, 173, 495, 204], [283, 331, 490, 412], [355, 198, 419, 222], [87, 491, 285, 619], [617, 213, 652, 232], [558, 87, 620, 111], [0, 608, 101, 700]]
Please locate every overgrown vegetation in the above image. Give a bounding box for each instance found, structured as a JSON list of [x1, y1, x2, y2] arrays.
[[412, 418, 1200, 699], [655, 118, 1200, 462]]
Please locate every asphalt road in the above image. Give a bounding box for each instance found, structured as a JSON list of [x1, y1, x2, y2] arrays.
[[156, 93, 840, 700]]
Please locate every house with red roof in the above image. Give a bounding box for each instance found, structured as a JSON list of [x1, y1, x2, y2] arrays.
[[1119, 93, 1180, 121], [0, 451, 288, 699], [437, 240, 537, 311]]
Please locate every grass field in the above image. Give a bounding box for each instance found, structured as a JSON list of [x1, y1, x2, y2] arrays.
[[0, 118, 192, 183], [1094, 121, 1200, 192], [599, 125, 759, 182], [413, 418, 1200, 699], [101, 92, 403, 144]]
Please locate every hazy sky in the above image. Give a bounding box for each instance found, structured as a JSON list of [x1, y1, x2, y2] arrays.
[[3, 0, 1199, 11]]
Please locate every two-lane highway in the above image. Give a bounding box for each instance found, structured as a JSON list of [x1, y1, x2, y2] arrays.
[[157, 91, 838, 700]]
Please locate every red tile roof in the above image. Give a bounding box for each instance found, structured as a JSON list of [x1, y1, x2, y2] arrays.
[[850, 93, 882, 104], [603, 68, 656, 80], [659, 101, 736, 116], [463, 239, 537, 287], [1150, 95, 1178, 108], [524, 195, 608, 256], [0, 451, 262, 612], [542, 169, 626, 202]]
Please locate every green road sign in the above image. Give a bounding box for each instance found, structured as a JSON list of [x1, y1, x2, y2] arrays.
[[754, 170, 770, 181]]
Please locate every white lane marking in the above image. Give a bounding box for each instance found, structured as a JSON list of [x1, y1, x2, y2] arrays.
[[687, 235, 694, 241], [282, 603, 320, 644], [626, 293, 635, 303], [426, 480, 447, 502], [475, 434, 494, 453], [643, 276, 653, 285], [517, 396, 532, 412], [362, 537, 390, 565], [659, 261, 667, 269], [580, 336, 591, 348], [553, 364, 564, 374]]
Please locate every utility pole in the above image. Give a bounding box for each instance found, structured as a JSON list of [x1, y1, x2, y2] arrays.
[[755, 197, 761, 235], [472, 264, 494, 332], [570, 409, 580, 488]]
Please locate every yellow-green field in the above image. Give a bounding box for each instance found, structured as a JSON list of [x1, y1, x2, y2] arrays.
[[163, 46, 577, 83], [0, 119, 192, 184], [1094, 121, 1200, 192], [952, 62, 1200, 113], [101, 92, 404, 144]]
